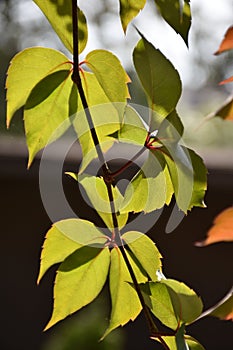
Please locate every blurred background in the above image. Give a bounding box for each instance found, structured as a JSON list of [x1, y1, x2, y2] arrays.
[[0, 0, 233, 349]]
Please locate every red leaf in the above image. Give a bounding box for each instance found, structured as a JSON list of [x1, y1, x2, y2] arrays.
[[219, 75, 233, 85], [195, 207, 233, 246], [215, 26, 233, 55]]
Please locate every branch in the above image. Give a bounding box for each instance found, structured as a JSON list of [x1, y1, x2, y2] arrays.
[[71, 1, 167, 346]]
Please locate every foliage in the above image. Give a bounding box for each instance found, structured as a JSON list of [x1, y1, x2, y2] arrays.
[[5, 1, 232, 349]]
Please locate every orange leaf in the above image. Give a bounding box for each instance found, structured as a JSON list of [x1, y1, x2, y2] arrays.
[[219, 75, 233, 85], [195, 207, 233, 246], [215, 26, 233, 55], [212, 96, 233, 121]]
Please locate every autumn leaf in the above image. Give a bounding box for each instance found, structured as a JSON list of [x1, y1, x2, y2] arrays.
[[219, 76, 233, 85], [195, 207, 233, 246], [215, 26, 233, 55], [206, 96, 233, 121]]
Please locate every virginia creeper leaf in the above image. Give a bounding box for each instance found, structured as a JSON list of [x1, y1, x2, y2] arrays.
[[6, 47, 71, 127], [185, 337, 206, 350], [164, 147, 207, 213], [195, 207, 233, 246], [85, 49, 130, 103], [33, 1, 87, 54], [133, 35, 182, 122], [72, 72, 124, 173], [67, 173, 128, 230], [154, 0, 191, 46], [24, 70, 73, 166], [103, 247, 143, 338], [122, 231, 162, 281], [119, 0, 146, 33], [38, 218, 108, 283], [219, 75, 233, 85], [154, 324, 189, 350], [45, 246, 110, 330], [118, 105, 148, 145], [215, 25, 233, 55], [120, 151, 173, 213], [141, 279, 203, 330], [209, 96, 233, 120]]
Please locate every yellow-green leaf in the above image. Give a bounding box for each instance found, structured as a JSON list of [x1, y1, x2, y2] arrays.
[[102, 247, 143, 338], [24, 70, 73, 166], [122, 231, 162, 281], [133, 35, 182, 122], [38, 218, 108, 283], [33, 0, 87, 54], [119, 0, 146, 33], [45, 246, 110, 330], [6, 47, 71, 127]]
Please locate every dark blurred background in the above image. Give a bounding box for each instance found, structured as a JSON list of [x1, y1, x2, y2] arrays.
[[0, 1, 233, 349]]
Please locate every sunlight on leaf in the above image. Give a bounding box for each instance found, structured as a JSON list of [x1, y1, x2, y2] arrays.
[[215, 25, 233, 55], [24, 70, 73, 166], [195, 207, 233, 246], [122, 231, 162, 281], [45, 246, 110, 330], [38, 218, 107, 283], [119, 0, 146, 33], [86, 49, 130, 103], [102, 247, 143, 338], [133, 34, 182, 123], [6, 47, 71, 127], [67, 173, 128, 230], [142, 279, 203, 330], [154, 0, 191, 46], [33, 0, 88, 54]]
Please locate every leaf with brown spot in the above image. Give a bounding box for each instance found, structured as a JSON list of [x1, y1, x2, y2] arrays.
[[195, 207, 233, 246], [215, 26, 233, 55]]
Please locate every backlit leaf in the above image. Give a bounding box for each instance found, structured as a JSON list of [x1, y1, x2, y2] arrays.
[[72, 72, 123, 173], [154, 0, 191, 46], [67, 173, 128, 230], [85, 49, 130, 103], [164, 147, 207, 213], [6, 47, 71, 127], [133, 35, 182, 122], [45, 246, 110, 329], [119, 0, 146, 33], [215, 25, 233, 55], [33, 0, 88, 54], [154, 325, 189, 350], [38, 218, 108, 283], [185, 337, 206, 350], [142, 279, 203, 330], [120, 151, 173, 213], [122, 231, 162, 281], [24, 70, 73, 166], [219, 75, 233, 85], [195, 207, 233, 246], [102, 247, 143, 338]]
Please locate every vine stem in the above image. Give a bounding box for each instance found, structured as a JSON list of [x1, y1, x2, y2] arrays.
[[71, 1, 169, 348]]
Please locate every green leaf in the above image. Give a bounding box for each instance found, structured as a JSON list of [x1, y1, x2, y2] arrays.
[[133, 34, 182, 122], [154, 0, 191, 46], [45, 246, 110, 330], [103, 247, 143, 338], [141, 279, 203, 330], [85, 49, 130, 103], [157, 109, 184, 143], [38, 218, 108, 283], [185, 337, 206, 350], [122, 231, 162, 281], [6, 47, 71, 127], [155, 324, 189, 350], [164, 147, 207, 213], [24, 70, 73, 166], [118, 105, 148, 145], [72, 72, 123, 173], [120, 151, 173, 213], [33, 1, 87, 54], [119, 0, 146, 33], [68, 173, 128, 230]]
